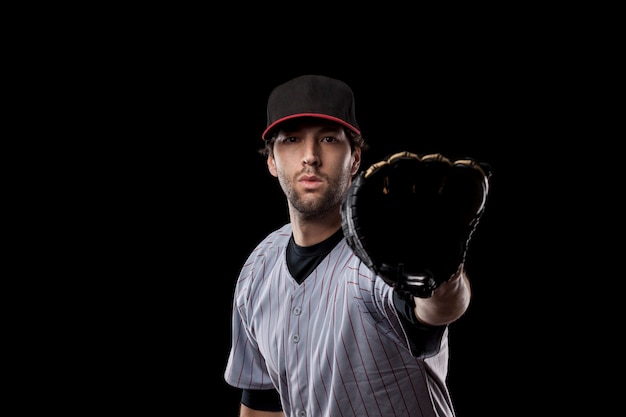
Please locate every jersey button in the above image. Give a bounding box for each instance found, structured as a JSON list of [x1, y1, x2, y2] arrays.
[[293, 307, 301, 316], [291, 334, 300, 343], [298, 411, 306, 417]]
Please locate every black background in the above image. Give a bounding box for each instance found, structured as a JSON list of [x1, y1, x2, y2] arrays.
[[29, 9, 616, 413], [78, 53, 573, 415]]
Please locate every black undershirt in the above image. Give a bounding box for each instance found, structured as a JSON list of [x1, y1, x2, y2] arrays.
[[286, 228, 345, 284], [240, 229, 445, 411]]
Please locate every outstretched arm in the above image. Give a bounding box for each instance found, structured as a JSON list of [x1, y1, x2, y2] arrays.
[[413, 266, 471, 326]]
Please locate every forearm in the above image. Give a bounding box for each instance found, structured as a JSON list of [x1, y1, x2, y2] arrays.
[[239, 404, 285, 417], [413, 267, 471, 326]]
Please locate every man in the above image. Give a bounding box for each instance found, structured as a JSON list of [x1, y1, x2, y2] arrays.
[[224, 74, 479, 417]]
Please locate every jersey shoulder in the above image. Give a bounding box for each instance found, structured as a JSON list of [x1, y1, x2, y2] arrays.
[[238, 223, 292, 277], [253, 223, 292, 257]]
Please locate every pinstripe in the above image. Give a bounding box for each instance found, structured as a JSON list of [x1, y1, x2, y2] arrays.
[[225, 224, 455, 417]]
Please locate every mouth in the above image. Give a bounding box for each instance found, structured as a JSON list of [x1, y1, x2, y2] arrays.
[[298, 175, 322, 189]]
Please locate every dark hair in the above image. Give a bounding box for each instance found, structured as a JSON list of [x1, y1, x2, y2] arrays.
[[258, 127, 368, 158]]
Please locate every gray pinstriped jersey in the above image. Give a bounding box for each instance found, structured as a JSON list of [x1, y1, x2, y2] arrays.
[[225, 223, 456, 417]]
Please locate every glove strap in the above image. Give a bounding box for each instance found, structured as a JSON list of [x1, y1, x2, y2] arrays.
[[383, 263, 437, 299]]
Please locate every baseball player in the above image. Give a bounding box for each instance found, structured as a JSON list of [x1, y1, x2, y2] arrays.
[[224, 74, 491, 417]]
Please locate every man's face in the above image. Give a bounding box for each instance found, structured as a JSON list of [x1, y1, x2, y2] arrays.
[[267, 119, 361, 219]]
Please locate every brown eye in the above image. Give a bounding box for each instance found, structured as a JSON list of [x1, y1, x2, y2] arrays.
[[279, 136, 298, 143]]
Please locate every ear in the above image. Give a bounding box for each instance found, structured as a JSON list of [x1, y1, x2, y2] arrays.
[[350, 148, 362, 176], [267, 155, 278, 177]]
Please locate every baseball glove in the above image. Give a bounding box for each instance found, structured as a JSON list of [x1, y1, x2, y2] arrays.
[[341, 151, 492, 298]]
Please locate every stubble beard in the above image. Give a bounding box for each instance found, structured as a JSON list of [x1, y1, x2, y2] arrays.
[[280, 171, 351, 221]]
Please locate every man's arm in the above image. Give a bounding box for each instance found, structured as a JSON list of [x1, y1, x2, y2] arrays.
[[414, 267, 471, 327], [239, 404, 285, 417]]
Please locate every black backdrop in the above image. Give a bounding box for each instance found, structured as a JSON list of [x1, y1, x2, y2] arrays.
[[92, 62, 559, 415]]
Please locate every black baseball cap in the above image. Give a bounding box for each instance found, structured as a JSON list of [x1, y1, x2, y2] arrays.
[[262, 74, 361, 140]]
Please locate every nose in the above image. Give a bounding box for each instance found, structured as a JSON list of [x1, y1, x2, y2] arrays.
[[302, 140, 320, 166]]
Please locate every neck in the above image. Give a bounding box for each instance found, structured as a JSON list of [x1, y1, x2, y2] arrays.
[[289, 209, 342, 247]]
